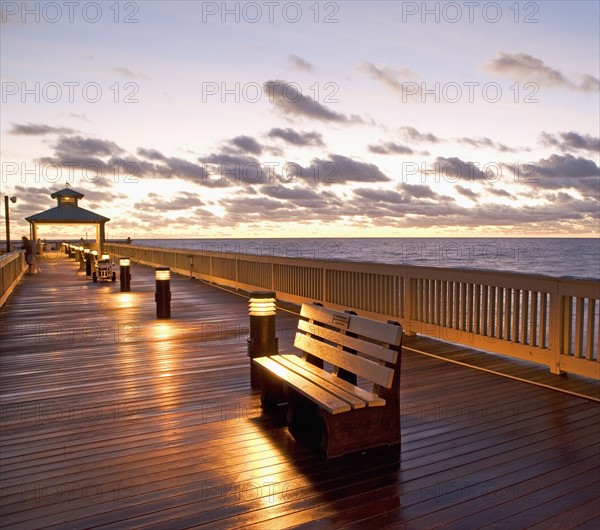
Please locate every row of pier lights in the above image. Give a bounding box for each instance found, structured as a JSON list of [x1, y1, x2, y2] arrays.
[[61, 244, 279, 384], [64, 244, 166, 316]]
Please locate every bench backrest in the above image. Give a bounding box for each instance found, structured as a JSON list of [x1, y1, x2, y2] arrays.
[[294, 303, 403, 390]]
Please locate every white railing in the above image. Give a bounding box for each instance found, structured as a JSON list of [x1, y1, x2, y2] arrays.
[[105, 243, 600, 380], [0, 251, 26, 307]]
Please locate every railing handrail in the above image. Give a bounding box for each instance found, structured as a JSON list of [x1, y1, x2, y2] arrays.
[[109, 243, 599, 295], [0, 250, 27, 307], [0, 249, 24, 262]]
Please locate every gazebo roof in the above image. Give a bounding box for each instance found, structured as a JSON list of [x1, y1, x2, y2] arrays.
[[50, 188, 85, 199], [26, 205, 110, 224], [26, 186, 110, 224]]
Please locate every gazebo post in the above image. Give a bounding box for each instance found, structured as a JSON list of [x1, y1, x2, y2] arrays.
[[30, 222, 37, 246], [99, 222, 106, 253]]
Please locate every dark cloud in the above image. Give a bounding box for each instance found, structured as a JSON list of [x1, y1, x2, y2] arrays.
[[534, 154, 598, 179], [456, 136, 517, 153], [540, 131, 600, 153], [136, 147, 220, 187], [137, 147, 168, 161], [421, 157, 492, 183], [288, 54, 314, 72], [533, 155, 600, 197], [219, 196, 294, 223], [12, 184, 125, 211], [351, 184, 457, 219], [400, 127, 441, 144], [456, 185, 480, 200], [303, 154, 391, 184], [260, 185, 342, 211], [486, 52, 599, 92], [9, 123, 76, 136], [402, 183, 439, 199], [267, 128, 324, 147], [344, 190, 597, 232], [261, 185, 322, 202], [54, 135, 123, 158], [197, 152, 269, 186], [368, 142, 415, 155], [230, 135, 263, 155], [37, 136, 189, 188], [152, 156, 212, 184], [488, 187, 515, 199], [133, 191, 204, 212], [508, 154, 600, 197], [263, 80, 361, 123], [354, 184, 441, 203], [354, 188, 407, 204]]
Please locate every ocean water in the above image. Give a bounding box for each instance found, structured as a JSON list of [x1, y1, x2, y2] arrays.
[[132, 238, 600, 281]]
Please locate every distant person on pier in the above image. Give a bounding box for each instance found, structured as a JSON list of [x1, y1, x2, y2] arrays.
[[21, 236, 35, 275], [126, 237, 131, 244]]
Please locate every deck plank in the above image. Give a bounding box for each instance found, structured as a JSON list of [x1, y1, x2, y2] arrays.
[[1, 255, 599, 529]]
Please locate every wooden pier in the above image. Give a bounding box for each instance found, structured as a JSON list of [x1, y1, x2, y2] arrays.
[[1, 255, 599, 529]]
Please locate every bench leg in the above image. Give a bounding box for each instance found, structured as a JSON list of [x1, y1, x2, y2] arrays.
[[320, 407, 400, 458], [286, 388, 323, 453], [257, 370, 288, 424], [286, 390, 400, 458]]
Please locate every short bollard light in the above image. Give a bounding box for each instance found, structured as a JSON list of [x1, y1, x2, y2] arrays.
[[155, 267, 171, 319], [119, 257, 131, 292], [85, 248, 92, 277], [247, 291, 278, 387]]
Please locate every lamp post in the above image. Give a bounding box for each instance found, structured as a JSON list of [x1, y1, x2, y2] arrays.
[[85, 248, 92, 277], [119, 258, 131, 292], [4, 195, 16, 253], [155, 267, 171, 318], [247, 291, 278, 387]]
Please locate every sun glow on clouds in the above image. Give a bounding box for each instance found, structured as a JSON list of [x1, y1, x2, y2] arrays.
[[1, 1, 598, 238]]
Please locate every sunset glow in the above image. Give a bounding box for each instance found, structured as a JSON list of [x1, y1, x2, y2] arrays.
[[1, 1, 598, 239]]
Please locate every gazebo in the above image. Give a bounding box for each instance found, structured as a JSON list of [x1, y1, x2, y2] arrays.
[[25, 185, 110, 251]]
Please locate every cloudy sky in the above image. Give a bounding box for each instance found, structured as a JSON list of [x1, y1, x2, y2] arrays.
[[1, 0, 599, 239]]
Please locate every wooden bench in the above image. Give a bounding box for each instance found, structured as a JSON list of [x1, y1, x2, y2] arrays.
[[253, 302, 403, 458]]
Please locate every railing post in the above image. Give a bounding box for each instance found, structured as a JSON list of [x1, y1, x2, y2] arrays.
[[548, 293, 565, 375], [404, 276, 417, 336], [322, 265, 327, 304]]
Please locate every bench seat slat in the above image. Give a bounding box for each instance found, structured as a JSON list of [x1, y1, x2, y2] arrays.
[[254, 357, 351, 414], [297, 319, 397, 364], [301, 304, 403, 346], [274, 355, 367, 409], [294, 333, 394, 388], [280, 354, 385, 407]]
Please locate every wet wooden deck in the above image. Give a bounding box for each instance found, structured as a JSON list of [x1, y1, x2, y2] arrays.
[[1, 254, 599, 529]]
